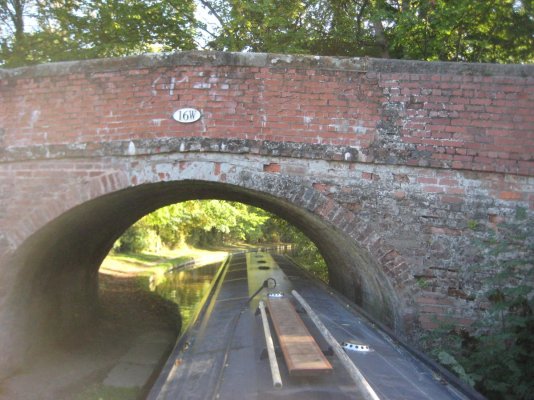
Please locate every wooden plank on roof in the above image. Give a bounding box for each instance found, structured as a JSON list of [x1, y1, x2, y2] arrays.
[[267, 297, 333, 376]]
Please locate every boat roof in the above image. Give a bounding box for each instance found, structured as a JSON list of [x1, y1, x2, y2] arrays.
[[148, 251, 480, 400]]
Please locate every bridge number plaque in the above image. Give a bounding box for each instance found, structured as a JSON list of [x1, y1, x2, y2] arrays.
[[173, 108, 202, 123]]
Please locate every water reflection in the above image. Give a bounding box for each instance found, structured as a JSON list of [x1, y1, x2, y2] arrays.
[[155, 263, 221, 334]]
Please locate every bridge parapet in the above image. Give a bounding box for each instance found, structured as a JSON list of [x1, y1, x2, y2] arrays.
[[1, 51, 533, 175], [0, 52, 533, 377]]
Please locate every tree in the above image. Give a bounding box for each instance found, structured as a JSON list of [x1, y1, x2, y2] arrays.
[[114, 200, 328, 282], [262, 216, 328, 282], [1, 0, 196, 67], [197, 0, 534, 62], [0, 0, 32, 65], [385, 0, 534, 63], [117, 200, 272, 250], [197, 0, 309, 53], [3, 0, 533, 66], [198, 0, 388, 57]]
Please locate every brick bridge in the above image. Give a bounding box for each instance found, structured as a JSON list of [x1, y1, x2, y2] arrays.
[[0, 52, 533, 375]]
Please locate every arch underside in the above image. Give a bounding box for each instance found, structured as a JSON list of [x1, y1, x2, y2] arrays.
[[4, 177, 402, 366]]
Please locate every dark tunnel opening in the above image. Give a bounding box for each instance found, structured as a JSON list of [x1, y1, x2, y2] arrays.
[[5, 180, 400, 371]]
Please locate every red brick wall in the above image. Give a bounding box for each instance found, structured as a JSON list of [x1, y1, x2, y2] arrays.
[[1, 64, 380, 146], [0, 53, 533, 353], [379, 71, 534, 176], [1, 53, 532, 176]]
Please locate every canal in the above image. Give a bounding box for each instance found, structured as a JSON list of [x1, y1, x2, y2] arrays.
[[153, 246, 292, 337], [154, 261, 223, 335]]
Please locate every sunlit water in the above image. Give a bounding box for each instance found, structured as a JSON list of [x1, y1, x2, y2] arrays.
[[154, 246, 292, 335], [155, 263, 222, 334]]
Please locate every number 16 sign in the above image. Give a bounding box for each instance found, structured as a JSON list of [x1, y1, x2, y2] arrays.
[[173, 108, 202, 123]]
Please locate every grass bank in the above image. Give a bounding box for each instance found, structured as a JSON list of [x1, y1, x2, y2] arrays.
[[100, 246, 229, 289]]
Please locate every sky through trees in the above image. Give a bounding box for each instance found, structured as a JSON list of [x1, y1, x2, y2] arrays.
[[1, 0, 533, 67]]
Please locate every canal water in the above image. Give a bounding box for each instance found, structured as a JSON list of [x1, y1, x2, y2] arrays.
[[153, 246, 292, 336], [155, 262, 222, 335]]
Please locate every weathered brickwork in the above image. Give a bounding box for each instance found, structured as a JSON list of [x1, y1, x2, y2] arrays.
[[0, 52, 532, 374], [1, 53, 533, 174], [373, 69, 534, 176]]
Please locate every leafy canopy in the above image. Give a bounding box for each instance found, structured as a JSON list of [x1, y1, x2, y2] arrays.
[[114, 199, 328, 282], [2, 0, 533, 67], [1, 0, 196, 66]]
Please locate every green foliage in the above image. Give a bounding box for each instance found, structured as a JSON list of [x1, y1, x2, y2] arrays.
[[116, 200, 272, 251], [515, 206, 527, 221], [263, 216, 328, 282], [1, 0, 196, 67], [168, 200, 270, 247], [438, 351, 475, 387], [200, 0, 533, 62], [117, 223, 162, 253], [293, 240, 329, 283], [461, 216, 534, 399], [202, 0, 309, 54], [416, 277, 430, 288], [467, 220, 478, 230], [199, 0, 388, 56], [113, 200, 328, 282], [385, 0, 534, 63], [2, 0, 533, 66], [422, 213, 534, 399]]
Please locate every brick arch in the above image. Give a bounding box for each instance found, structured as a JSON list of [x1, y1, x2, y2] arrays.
[[5, 170, 130, 250], [2, 51, 533, 379], [154, 159, 409, 265], [1, 154, 415, 318], [1, 159, 419, 376], [127, 156, 416, 325]]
